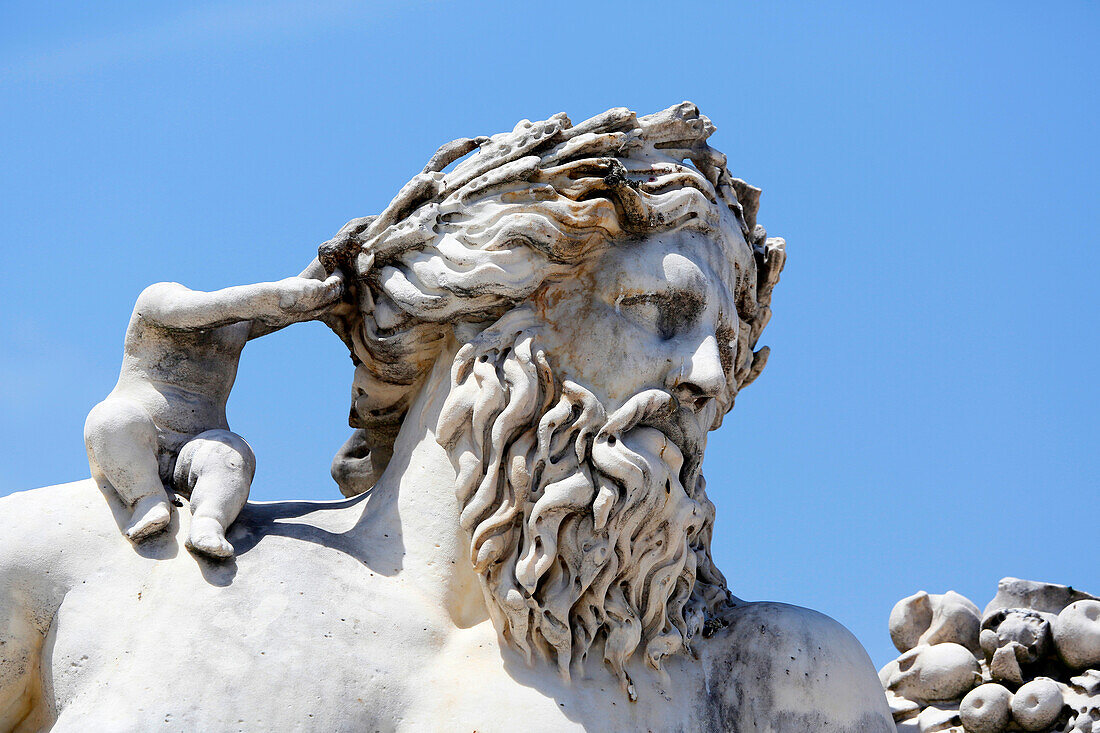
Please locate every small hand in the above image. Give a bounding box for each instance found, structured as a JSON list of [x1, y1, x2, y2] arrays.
[[276, 271, 346, 315]]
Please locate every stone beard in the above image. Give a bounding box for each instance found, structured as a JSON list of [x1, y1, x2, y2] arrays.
[[438, 308, 731, 690]]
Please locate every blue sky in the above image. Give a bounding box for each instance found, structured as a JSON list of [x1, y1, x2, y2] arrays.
[[1, 1, 1097, 670]]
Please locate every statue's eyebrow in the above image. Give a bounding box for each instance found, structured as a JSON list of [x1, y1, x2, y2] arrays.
[[619, 288, 704, 310]]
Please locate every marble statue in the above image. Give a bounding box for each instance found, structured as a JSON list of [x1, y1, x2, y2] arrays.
[[881, 578, 1100, 732], [84, 263, 345, 558], [0, 103, 893, 731]]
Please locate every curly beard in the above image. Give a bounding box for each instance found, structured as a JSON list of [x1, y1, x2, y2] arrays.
[[436, 308, 732, 692]]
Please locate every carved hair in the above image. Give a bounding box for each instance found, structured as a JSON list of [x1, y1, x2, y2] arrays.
[[320, 102, 785, 485]]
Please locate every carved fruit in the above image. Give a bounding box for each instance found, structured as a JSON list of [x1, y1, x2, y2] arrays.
[[1054, 600, 1100, 670], [959, 683, 1012, 733], [891, 590, 982, 654], [883, 643, 982, 703], [1010, 678, 1064, 731]]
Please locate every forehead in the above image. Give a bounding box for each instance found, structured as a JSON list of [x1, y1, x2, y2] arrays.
[[598, 222, 750, 310]]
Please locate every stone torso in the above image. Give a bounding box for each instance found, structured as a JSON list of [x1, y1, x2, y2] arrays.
[[3, 481, 890, 733]]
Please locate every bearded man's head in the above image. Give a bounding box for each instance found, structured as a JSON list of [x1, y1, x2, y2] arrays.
[[319, 102, 785, 688]]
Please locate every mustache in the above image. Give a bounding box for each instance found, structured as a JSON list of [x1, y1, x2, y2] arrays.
[[596, 388, 705, 496]]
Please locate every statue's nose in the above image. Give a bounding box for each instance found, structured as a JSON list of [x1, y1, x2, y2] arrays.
[[667, 334, 725, 412]]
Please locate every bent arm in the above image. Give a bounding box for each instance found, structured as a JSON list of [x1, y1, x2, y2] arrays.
[[136, 281, 284, 331], [246, 258, 346, 339], [136, 264, 343, 332]]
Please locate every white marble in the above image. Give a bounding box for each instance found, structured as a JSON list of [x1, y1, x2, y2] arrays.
[[0, 103, 892, 732], [1055, 602, 1100, 671], [891, 590, 982, 654], [882, 579, 1100, 732], [960, 684, 1013, 733], [83, 264, 343, 558]]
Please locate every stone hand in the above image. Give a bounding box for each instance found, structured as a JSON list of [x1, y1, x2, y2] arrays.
[[272, 272, 346, 321]]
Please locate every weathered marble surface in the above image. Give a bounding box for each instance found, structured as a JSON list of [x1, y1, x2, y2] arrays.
[[0, 479, 888, 731], [882, 579, 1100, 733], [0, 103, 893, 731], [83, 262, 344, 558]]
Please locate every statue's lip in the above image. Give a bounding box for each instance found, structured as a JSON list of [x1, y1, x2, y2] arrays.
[[642, 408, 701, 459], [634, 404, 705, 490], [596, 389, 705, 489]]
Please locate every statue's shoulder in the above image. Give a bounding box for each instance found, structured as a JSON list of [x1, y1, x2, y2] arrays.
[[697, 601, 894, 732], [0, 479, 114, 550], [0, 477, 98, 509]]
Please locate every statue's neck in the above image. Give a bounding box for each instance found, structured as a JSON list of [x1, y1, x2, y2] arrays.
[[353, 336, 488, 627]]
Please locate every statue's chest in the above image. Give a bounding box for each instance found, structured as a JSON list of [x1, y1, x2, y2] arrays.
[[44, 545, 711, 732], [45, 552, 437, 731], [400, 625, 710, 733]]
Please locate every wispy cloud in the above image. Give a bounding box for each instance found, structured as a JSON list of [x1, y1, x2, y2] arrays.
[[2, 0, 395, 84]]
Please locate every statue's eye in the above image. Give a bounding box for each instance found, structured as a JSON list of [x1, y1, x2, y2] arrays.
[[618, 291, 702, 340], [618, 296, 660, 333]]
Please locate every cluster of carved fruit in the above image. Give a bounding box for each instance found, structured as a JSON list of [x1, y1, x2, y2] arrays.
[[881, 578, 1100, 732]]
